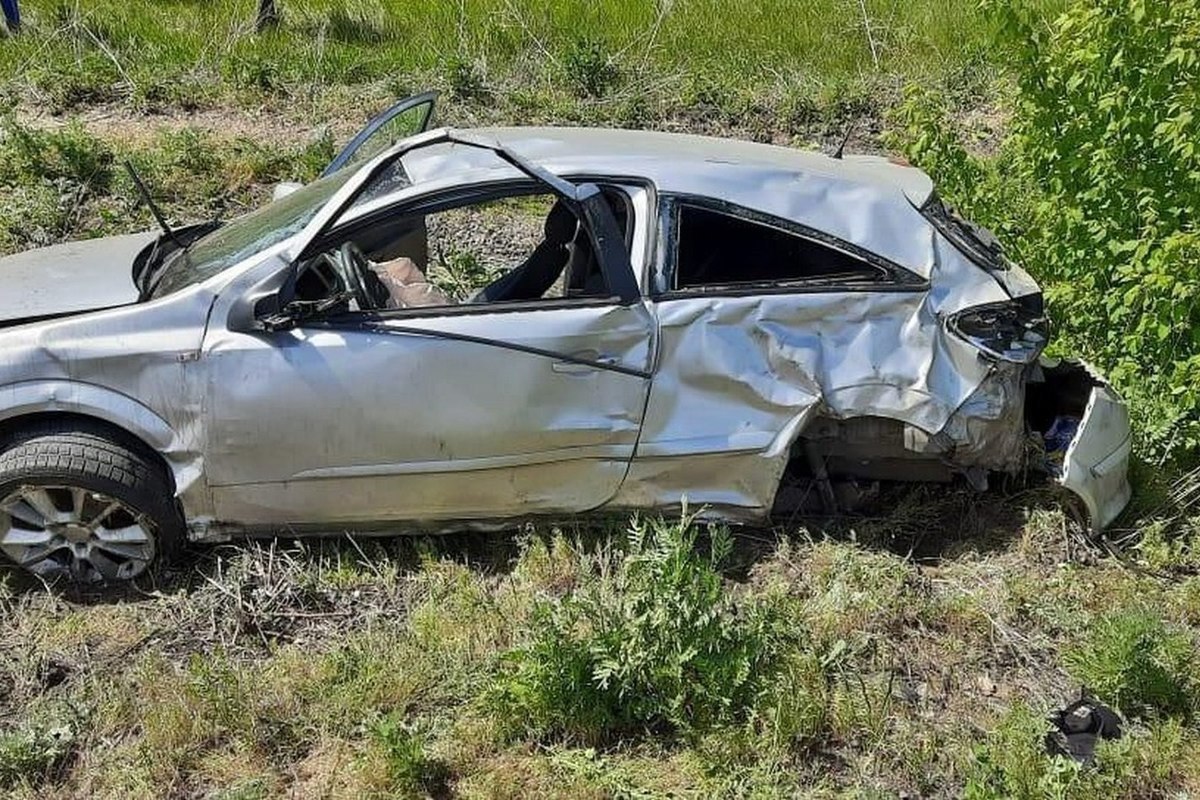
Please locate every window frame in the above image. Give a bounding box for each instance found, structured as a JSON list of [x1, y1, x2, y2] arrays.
[[304, 176, 646, 322], [654, 194, 927, 298], [320, 90, 438, 177]]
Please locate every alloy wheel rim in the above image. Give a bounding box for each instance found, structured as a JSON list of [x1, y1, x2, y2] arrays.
[[0, 485, 156, 582]]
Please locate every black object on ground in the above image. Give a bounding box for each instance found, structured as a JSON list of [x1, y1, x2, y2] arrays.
[[1045, 691, 1122, 766]]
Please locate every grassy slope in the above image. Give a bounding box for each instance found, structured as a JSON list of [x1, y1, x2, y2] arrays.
[[1, 1, 1198, 798], [2, 504, 1198, 799], [0, 0, 1061, 104], [0, 0, 1063, 255]]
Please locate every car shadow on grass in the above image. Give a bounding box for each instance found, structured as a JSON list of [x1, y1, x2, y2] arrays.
[[779, 481, 1068, 559]]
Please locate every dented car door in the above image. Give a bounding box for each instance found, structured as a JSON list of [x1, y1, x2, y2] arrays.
[[201, 301, 655, 528], [614, 194, 943, 519]]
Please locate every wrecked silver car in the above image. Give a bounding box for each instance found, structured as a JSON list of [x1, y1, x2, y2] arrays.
[[0, 93, 1131, 583]]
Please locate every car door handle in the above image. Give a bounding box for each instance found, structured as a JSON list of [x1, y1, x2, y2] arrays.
[[551, 351, 617, 373]]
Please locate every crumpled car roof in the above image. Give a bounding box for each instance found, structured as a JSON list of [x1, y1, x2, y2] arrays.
[[409, 127, 934, 204], [375, 127, 940, 278]]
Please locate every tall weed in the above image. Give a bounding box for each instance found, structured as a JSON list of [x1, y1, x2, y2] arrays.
[[489, 516, 802, 744]]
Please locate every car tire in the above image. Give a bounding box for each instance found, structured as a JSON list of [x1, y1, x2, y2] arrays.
[[0, 421, 185, 584]]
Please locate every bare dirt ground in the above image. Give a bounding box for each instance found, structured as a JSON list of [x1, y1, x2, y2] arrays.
[[11, 87, 909, 159]]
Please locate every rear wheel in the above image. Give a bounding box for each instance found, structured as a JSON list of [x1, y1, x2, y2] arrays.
[[0, 422, 184, 584]]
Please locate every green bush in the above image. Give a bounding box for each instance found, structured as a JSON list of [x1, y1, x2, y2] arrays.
[[223, 52, 281, 93], [888, 0, 1200, 461], [561, 36, 621, 98], [155, 127, 223, 178], [0, 183, 75, 252], [489, 516, 801, 744], [0, 118, 114, 190], [445, 54, 489, 101], [0, 119, 118, 250], [1064, 609, 1197, 720], [0, 721, 74, 789]]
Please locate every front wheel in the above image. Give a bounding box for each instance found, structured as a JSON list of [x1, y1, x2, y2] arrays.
[[0, 422, 185, 584]]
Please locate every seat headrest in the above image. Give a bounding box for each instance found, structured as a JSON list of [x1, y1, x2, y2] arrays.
[[544, 200, 578, 244]]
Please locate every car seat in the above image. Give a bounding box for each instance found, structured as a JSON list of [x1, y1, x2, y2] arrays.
[[471, 200, 578, 303]]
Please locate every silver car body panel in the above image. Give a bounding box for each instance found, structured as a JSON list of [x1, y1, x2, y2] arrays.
[[609, 288, 1002, 517], [0, 127, 1132, 538], [0, 284, 217, 518], [1055, 360, 1133, 530], [202, 301, 655, 527], [0, 231, 155, 323]]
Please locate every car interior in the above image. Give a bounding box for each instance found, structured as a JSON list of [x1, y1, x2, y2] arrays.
[[290, 187, 631, 313]]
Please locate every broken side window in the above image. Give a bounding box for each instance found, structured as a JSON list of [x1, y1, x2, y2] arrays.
[[413, 193, 588, 305], [302, 186, 633, 311], [672, 204, 887, 291]]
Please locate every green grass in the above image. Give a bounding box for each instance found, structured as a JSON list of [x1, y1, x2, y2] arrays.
[[0, 117, 333, 253], [0, 1, 1065, 256], [0, 0, 1063, 113], [0, 511, 1197, 798], [2, 0, 1200, 796]]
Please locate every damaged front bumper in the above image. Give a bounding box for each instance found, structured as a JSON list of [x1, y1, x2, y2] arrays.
[[1046, 359, 1133, 531]]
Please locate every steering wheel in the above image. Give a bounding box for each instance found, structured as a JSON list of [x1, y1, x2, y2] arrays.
[[334, 241, 375, 311]]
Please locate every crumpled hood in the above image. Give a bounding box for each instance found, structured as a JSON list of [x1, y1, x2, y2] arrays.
[[0, 231, 156, 325]]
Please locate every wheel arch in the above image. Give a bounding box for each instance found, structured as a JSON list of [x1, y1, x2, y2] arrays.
[[0, 410, 190, 583], [0, 381, 199, 502]]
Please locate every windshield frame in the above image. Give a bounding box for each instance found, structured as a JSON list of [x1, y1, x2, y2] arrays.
[[155, 127, 638, 314], [145, 166, 364, 301]]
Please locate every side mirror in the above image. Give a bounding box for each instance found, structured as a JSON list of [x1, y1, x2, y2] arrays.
[[255, 292, 355, 332], [254, 294, 295, 331], [273, 181, 304, 201]]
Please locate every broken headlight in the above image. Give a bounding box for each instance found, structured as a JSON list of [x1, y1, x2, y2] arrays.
[[948, 300, 1049, 363]]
